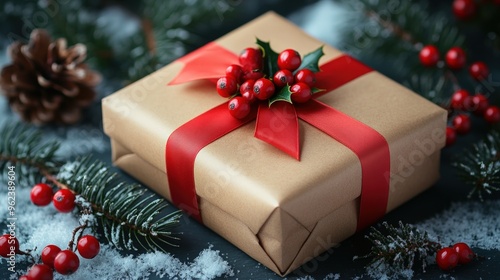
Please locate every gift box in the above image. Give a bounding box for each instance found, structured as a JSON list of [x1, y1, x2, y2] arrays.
[[102, 12, 447, 276]]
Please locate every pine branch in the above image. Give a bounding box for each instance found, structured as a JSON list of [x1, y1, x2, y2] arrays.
[[336, 0, 466, 104], [0, 123, 61, 185], [57, 157, 182, 251], [404, 71, 455, 109], [338, 0, 465, 58], [452, 130, 500, 200], [127, 0, 239, 81], [359, 221, 441, 277], [0, 122, 182, 253]]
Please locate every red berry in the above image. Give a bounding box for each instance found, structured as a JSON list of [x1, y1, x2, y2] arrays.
[[239, 48, 263, 70], [484, 106, 500, 123], [277, 49, 301, 71], [19, 276, 29, 280], [41, 245, 61, 268], [436, 247, 459, 270], [0, 234, 19, 258], [273, 69, 294, 88], [294, 69, 316, 87], [446, 126, 457, 147], [445, 47, 466, 70], [453, 243, 475, 264], [52, 189, 76, 213], [453, 0, 476, 20], [290, 82, 312, 104], [30, 183, 53, 206], [228, 97, 251, 119], [216, 76, 238, 98], [419, 45, 440, 67], [450, 89, 470, 110], [240, 80, 257, 103], [253, 78, 275, 100], [225, 64, 243, 83], [77, 235, 100, 259], [469, 61, 489, 81], [241, 91, 256, 104], [242, 69, 264, 81], [465, 94, 489, 114], [239, 79, 255, 95], [26, 264, 53, 280], [452, 114, 471, 134], [54, 250, 80, 275]]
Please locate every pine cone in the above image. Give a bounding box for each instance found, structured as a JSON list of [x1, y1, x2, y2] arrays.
[[0, 29, 101, 124]]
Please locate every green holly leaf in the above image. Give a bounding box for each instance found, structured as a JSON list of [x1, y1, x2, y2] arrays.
[[312, 87, 325, 95], [269, 85, 293, 106], [268, 87, 325, 107], [256, 38, 279, 78], [296, 46, 324, 73]]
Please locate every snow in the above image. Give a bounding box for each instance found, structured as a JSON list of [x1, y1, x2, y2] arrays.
[[362, 199, 500, 279], [59, 245, 233, 280], [0, 184, 234, 279], [50, 125, 109, 157], [364, 261, 414, 280], [415, 200, 500, 250], [0, 163, 233, 280], [294, 273, 340, 280]]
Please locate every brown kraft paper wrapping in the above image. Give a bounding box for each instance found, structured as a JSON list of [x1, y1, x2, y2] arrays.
[[102, 12, 447, 276]]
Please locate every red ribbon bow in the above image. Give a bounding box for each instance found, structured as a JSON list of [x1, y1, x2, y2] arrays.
[[166, 42, 390, 231]]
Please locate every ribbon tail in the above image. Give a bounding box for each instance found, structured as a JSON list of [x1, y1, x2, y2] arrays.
[[166, 103, 256, 222], [254, 102, 300, 160], [296, 99, 390, 231], [168, 42, 239, 85]]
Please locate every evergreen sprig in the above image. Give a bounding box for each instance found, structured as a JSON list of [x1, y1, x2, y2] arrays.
[[127, 0, 239, 81], [0, 123, 61, 185], [452, 130, 500, 200], [336, 0, 467, 104], [57, 157, 182, 252], [338, 0, 464, 58], [0, 122, 182, 252], [361, 221, 441, 277]]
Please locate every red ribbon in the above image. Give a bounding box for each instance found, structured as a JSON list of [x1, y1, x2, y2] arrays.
[[166, 43, 390, 230]]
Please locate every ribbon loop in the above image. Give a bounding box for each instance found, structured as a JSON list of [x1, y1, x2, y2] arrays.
[[168, 42, 239, 85]]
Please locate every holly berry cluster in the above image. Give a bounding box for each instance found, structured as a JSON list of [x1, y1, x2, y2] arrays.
[[419, 45, 498, 146], [452, 0, 500, 21], [419, 45, 487, 77], [436, 242, 476, 271], [0, 233, 100, 280], [0, 182, 101, 279], [446, 89, 500, 146], [30, 183, 76, 213], [216, 41, 322, 119]]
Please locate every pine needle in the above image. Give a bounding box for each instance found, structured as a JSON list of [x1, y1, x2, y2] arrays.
[[360, 221, 441, 278], [0, 122, 182, 252], [452, 130, 500, 200]]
